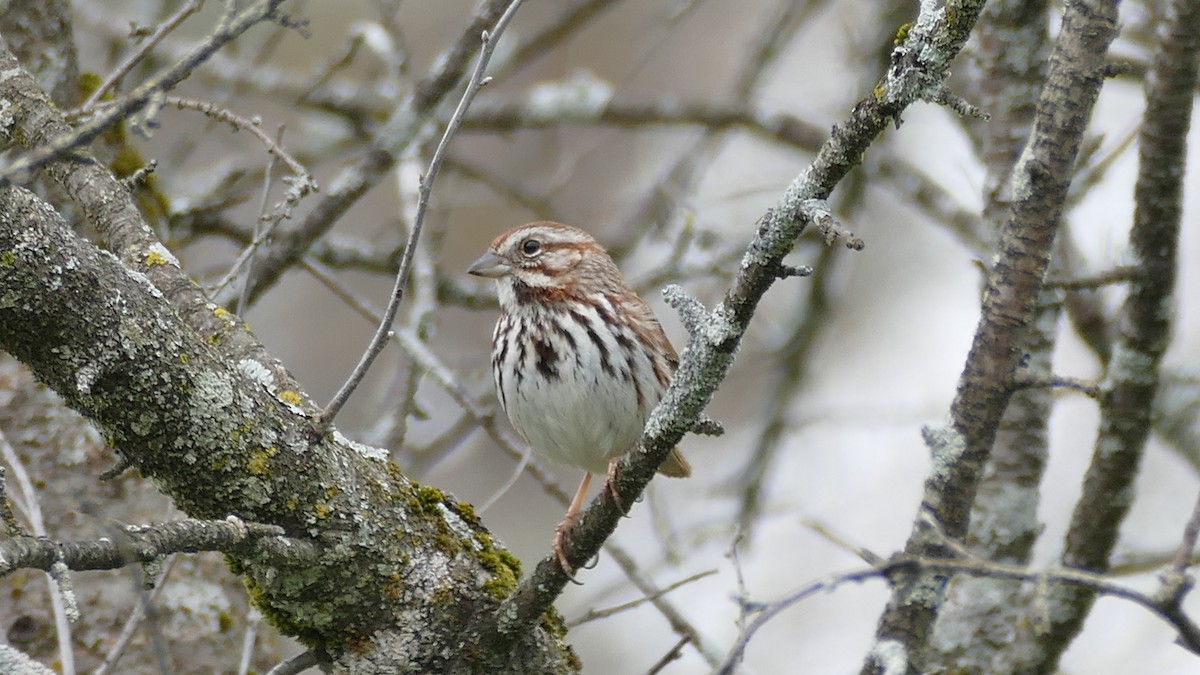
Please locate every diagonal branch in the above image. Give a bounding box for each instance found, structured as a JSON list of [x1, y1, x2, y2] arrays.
[[236, 0, 514, 307], [865, 2, 1119, 671], [1034, 0, 1200, 667], [318, 0, 526, 428], [485, 0, 989, 650]]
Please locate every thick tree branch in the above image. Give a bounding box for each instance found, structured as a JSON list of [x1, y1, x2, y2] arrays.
[[865, 2, 1118, 672], [927, 2, 1054, 669], [0, 185, 570, 672], [1035, 0, 1200, 667]]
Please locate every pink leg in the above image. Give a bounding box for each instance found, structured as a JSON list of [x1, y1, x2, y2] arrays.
[[554, 472, 592, 574]]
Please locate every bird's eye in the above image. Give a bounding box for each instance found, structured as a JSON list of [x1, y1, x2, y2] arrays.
[[520, 239, 542, 256]]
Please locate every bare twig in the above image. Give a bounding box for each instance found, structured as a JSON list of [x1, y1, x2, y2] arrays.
[[644, 636, 690, 675], [1010, 372, 1102, 399], [716, 552, 1200, 674], [1163, 487, 1200, 603], [568, 569, 717, 627], [1045, 265, 1139, 290], [1, 0, 292, 185], [265, 650, 320, 675], [93, 556, 179, 675], [319, 0, 527, 429], [0, 428, 75, 675], [0, 516, 319, 576], [82, 0, 206, 109]]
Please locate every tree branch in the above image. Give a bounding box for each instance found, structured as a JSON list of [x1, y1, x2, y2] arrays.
[[0, 185, 570, 671], [486, 0, 988, 649], [1037, 0, 1200, 666], [0, 0, 293, 185], [0, 517, 317, 576]]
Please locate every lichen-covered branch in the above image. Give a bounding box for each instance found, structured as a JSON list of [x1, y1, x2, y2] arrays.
[[0, 517, 317, 576], [1033, 0, 1200, 668], [865, 2, 1118, 672], [0, 185, 570, 672], [926, 1, 1055, 670]]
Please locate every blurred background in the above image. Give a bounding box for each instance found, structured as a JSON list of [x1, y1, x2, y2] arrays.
[[3, 0, 1199, 672]]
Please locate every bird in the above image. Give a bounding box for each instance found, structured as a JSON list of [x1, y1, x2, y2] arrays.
[[468, 221, 689, 572]]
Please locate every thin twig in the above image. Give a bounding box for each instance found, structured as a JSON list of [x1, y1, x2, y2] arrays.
[[802, 517, 884, 566], [237, 125, 286, 315], [236, 608, 262, 675], [1, 0, 291, 185], [717, 552, 1200, 673], [122, 555, 170, 675], [726, 530, 748, 645], [568, 569, 717, 627], [0, 429, 74, 675], [1044, 265, 1139, 290], [82, 0, 207, 110], [264, 650, 320, 675], [644, 636, 690, 675], [1163, 487, 1200, 601], [92, 555, 179, 675], [318, 0, 527, 429], [1010, 372, 1103, 399]]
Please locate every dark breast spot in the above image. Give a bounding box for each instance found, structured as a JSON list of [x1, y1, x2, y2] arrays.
[[533, 335, 559, 380]]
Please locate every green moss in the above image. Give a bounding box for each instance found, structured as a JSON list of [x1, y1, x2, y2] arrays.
[[0, 250, 15, 268], [449, 499, 479, 526], [109, 142, 145, 179], [76, 72, 103, 100], [431, 527, 463, 557], [218, 611, 234, 633], [415, 485, 445, 510], [478, 542, 521, 599], [407, 488, 435, 515], [539, 608, 570, 641], [243, 576, 325, 648], [314, 502, 331, 519], [894, 21, 913, 45]]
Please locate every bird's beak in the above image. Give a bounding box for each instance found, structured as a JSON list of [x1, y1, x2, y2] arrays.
[[467, 250, 511, 278]]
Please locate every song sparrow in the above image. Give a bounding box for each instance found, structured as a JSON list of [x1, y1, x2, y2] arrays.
[[468, 221, 690, 572]]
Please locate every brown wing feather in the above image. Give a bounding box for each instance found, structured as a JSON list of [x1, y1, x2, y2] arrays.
[[657, 447, 691, 478]]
